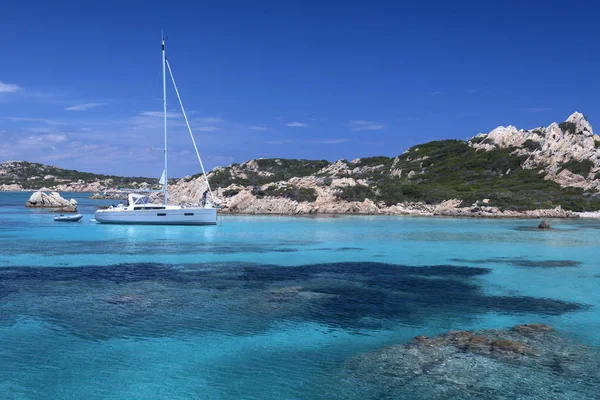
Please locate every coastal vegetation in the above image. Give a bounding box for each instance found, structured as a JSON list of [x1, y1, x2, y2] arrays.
[[338, 140, 599, 211], [0, 161, 157, 189], [252, 185, 318, 202], [522, 139, 542, 152], [194, 159, 329, 187], [198, 138, 599, 212], [559, 159, 594, 176]]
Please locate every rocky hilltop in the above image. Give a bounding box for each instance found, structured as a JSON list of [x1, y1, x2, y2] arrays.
[[472, 112, 600, 190], [166, 112, 600, 216], [0, 160, 160, 192]]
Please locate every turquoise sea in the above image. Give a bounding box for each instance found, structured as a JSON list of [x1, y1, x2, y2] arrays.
[[1, 191, 600, 399]]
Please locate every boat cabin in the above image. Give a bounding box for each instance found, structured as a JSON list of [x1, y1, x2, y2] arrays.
[[127, 194, 165, 210]]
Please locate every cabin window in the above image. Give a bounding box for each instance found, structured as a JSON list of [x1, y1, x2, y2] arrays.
[[133, 196, 152, 205], [157, 213, 167, 216], [184, 213, 194, 216]]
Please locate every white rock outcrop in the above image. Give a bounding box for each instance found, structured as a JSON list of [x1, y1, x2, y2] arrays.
[[25, 191, 77, 210]]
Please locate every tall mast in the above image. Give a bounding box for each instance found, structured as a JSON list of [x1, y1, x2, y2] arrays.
[[162, 32, 168, 204]]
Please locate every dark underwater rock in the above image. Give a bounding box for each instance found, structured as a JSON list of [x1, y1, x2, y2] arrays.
[[105, 293, 144, 305], [511, 323, 554, 335], [410, 329, 535, 357], [538, 220, 551, 229], [451, 257, 580, 268], [345, 324, 600, 399]]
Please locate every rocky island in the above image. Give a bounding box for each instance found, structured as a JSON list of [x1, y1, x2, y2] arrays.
[[3, 112, 600, 218]]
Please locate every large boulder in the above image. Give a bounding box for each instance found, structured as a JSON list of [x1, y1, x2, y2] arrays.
[[26, 191, 77, 210]]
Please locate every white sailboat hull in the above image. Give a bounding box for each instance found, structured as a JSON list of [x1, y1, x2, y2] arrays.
[[94, 207, 217, 225]]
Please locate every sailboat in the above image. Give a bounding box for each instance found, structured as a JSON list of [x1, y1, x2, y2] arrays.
[[95, 35, 217, 225]]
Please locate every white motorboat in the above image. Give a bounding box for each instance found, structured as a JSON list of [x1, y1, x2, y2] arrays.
[[95, 34, 217, 226], [54, 214, 83, 222]]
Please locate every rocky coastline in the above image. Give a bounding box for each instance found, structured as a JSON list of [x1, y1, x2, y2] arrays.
[[17, 188, 600, 219], [158, 112, 600, 218], [209, 193, 599, 219], [6, 112, 600, 218]]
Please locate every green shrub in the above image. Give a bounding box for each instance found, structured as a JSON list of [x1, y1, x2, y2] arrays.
[[470, 136, 488, 144], [209, 169, 246, 188], [353, 156, 393, 167], [252, 185, 317, 202], [336, 184, 375, 202], [522, 139, 542, 151], [222, 189, 240, 197], [560, 159, 594, 176], [558, 122, 577, 134]]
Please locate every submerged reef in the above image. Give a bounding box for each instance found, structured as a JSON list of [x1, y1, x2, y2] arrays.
[[450, 257, 581, 268], [345, 324, 600, 399], [0, 262, 587, 340]]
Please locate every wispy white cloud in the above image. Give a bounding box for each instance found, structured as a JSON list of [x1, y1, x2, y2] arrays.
[[285, 122, 309, 128], [195, 117, 225, 124], [318, 139, 351, 144], [139, 111, 181, 118], [348, 120, 386, 131], [19, 133, 68, 146], [23, 126, 59, 134], [186, 117, 225, 133], [465, 89, 478, 95], [265, 139, 292, 145], [0, 81, 21, 93], [1, 117, 66, 126], [249, 125, 268, 131], [65, 103, 106, 111], [524, 107, 551, 113], [429, 91, 442, 96], [265, 137, 351, 145]]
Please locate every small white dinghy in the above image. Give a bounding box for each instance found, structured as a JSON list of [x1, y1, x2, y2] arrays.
[[54, 214, 83, 222]]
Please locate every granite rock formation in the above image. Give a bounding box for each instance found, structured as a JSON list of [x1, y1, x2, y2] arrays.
[[25, 191, 78, 210]]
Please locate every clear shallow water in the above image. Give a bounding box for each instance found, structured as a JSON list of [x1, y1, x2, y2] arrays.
[[1, 192, 600, 399]]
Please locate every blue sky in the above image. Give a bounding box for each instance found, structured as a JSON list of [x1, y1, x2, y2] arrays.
[[1, 0, 599, 177]]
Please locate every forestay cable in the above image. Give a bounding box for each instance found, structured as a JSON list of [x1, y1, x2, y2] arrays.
[[165, 58, 215, 204]]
